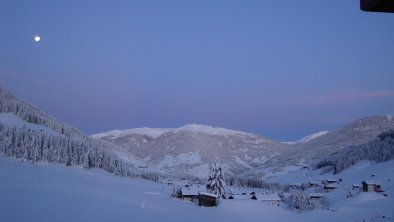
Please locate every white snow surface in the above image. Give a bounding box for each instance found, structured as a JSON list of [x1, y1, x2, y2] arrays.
[[91, 124, 253, 139], [2, 157, 394, 222]]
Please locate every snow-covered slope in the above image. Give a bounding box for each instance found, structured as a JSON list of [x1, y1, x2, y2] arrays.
[[92, 125, 289, 178], [2, 156, 387, 222], [273, 115, 394, 167], [285, 131, 330, 145], [0, 112, 57, 134], [0, 86, 141, 176]]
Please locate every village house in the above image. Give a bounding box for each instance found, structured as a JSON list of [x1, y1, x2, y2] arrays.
[[325, 179, 338, 184], [199, 192, 218, 207], [308, 181, 320, 187], [362, 181, 382, 192], [308, 193, 325, 200], [324, 184, 338, 191], [257, 193, 282, 206], [352, 184, 361, 190]]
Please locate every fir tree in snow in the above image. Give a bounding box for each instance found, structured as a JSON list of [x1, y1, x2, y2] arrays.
[[286, 191, 313, 211], [206, 158, 226, 198]]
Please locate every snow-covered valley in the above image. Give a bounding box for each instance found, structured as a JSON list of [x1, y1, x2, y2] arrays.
[[1, 86, 394, 222], [1, 157, 394, 222]]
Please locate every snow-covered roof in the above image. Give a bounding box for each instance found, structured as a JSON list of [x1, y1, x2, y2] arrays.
[[362, 181, 378, 185], [308, 193, 325, 198], [181, 188, 199, 196], [256, 194, 281, 201], [324, 184, 338, 188], [199, 192, 218, 198], [309, 181, 320, 184]]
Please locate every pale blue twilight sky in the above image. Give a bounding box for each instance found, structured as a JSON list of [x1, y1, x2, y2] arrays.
[[1, 0, 393, 141]]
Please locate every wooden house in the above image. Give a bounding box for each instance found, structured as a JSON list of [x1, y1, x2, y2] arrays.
[[308, 181, 320, 187], [324, 184, 338, 190], [325, 179, 338, 184], [308, 193, 325, 200], [257, 194, 282, 206], [352, 184, 361, 190], [362, 181, 382, 192], [198, 192, 218, 207]]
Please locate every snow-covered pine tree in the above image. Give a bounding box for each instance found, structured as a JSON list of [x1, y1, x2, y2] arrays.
[[206, 158, 226, 198], [286, 191, 313, 211]]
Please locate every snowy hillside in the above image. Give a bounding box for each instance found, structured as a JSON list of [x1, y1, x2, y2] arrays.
[[0, 86, 142, 177], [2, 156, 394, 222], [272, 115, 394, 167], [92, 124, 289, 178], [285, 131, 330, 145]]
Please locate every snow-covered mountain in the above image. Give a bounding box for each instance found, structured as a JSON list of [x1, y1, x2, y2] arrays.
[[94, 115, 394, 178], [274, 115, 394, 167], [2, 85, 393, 180], [92, 124, 290, 178]]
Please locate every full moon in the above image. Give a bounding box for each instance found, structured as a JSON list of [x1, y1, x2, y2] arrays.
[[34, 35, 41, 42]]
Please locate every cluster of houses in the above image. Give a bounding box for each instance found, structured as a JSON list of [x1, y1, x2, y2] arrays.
[[288, 177, 385, 201], [291, 177, 384, 193], [177, 175, 386, 207]]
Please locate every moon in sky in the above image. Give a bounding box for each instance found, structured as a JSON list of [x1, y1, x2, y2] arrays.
[[34, 35, 41, 42]]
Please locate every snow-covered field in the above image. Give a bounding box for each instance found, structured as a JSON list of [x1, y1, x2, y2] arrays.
[[1, 157, 393, 222]]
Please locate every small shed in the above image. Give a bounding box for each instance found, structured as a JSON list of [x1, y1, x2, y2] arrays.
[[308, 181, 320, 187], [199, 192, 218, 207], [352, 184, 361, 190], [258, 194, 282, 206], [362, 181, 381, 192], [325, 179, 338, 184], [181, 188, 199, 201]]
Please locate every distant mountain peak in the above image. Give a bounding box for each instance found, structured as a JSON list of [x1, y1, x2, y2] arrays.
[[176, 124, 250, 136], [92, 123, 253, 139]]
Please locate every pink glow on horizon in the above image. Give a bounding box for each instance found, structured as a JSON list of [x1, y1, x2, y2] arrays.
[[279, 89, 394, 107]]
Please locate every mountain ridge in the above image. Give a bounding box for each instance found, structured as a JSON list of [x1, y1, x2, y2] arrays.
[[94, 115, 394, 178]]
